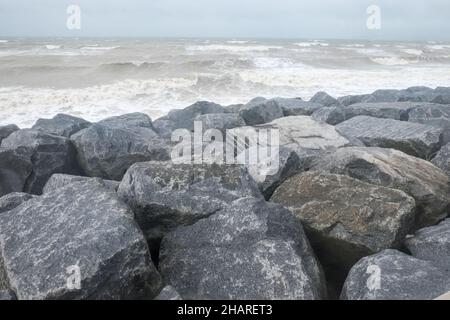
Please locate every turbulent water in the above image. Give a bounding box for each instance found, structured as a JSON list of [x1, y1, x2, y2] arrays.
[[1, 38, 450, 127]]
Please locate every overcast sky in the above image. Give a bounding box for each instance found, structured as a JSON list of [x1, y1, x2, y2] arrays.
[[1, 0, 449, 41]]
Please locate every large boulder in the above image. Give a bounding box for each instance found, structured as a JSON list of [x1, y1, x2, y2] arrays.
[[0, 124, 19, 144], [42, 173, 119, 194], [337, 94, 372, 106], [432, 87, 450, 104], [154, 286, 182, 300], [310, 147, 450, 229], [271, 172, 415, 287], [159, 197, 326, 300], [405, 219, 450, 273], [71, 119, 170, 181], [336, 115, 444, 159], [311, 107, 346, 125], [98, 112, 154, 129], [118, 162, 262, 250], [0, 192, 34, 214], [0, 149, 33, 197], [341, 102, 420, 121], [1, 129, 80, 195], [432, 142, 450, 176], [0, 180, 162, 300], [407, 103, 450, 128], [309, 92, 341, 107], [195, 113, 245, 133], [341, 249, 450, 300], [31, 114, 91, 137], [239, 98, 284, 125], [0, 290, 16, 300], [274, 98, 323, 116]]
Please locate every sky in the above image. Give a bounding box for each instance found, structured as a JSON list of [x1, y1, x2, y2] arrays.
[[1, 0, 450, 41]]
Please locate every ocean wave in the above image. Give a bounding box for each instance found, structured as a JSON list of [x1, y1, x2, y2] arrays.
[[403, 49, 423, 55], [98, 62, 166, 73], [45, 45, 62, 50], [295, 41, 329, 47], [227, 40, 249, 44], [0, 40, 9, 43], [370, 56, 411, 66], [186, 44, 283, 52]]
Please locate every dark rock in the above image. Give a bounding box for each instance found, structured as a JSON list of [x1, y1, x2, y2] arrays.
[[0, 149, 33, 197], [118, 162, 262, 250], [432, 142, 450, 176], [341, 249, 450, 300], [1, 129, 80, 195], [0, 124, 19, 144], [274, 98, 322, 116], [405, 219, 450, 274], [43, 173, 119, 194], [159, 197, 326, 300], [239, 98, 285, 126], [311, 107, 346, 125], [337, 94, 372, 106], [195, 113, 245, 133], [407, 103, 450, 128], [154, 286, 182, 300], [0, 192, 35, 214], [310, 92, 341, 107], [271, 172, 415, 287], [310, 147, 450, 229], [431, 87, 450, 104], [98, 112, 154, 129], [336, 116, 444, 159], [0, 180, 162, 300], [0, 290, 16, 300], [342, 102, 419, 121], [152, 119, 176, 139], [32, 114, 91, 137]]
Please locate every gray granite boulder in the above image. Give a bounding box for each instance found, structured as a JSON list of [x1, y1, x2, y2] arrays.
[[341, 102, 420, 121], [159, 197, 326, 300], [195, 113, 245, 133], [0, 192, 35, 214], [336, 116, 444, 159], [239, 98, 285, 125], [311, 107, 346, 125], [309, 92, 341, 107], [152, 119, 176, 139], [405, 219, 450, 274], [407, 103, 450, 128], [42, 173, 119, 194], [0, 290, 16, 300], [337, 94, 372, 106], [310, 147, 450, 229], [341, 249, 450, 300], [432, 87, 450, 104], [32, 114, 91, 137], [118, 162, 262, 250], [274, 98, 323, 116], [0, 148, 33, 197], [154, 286, 182, 300], [98, 112, 154, 129], [432, 142, 450, 176], [71, 121, 170, 181], [0, 179, 162, 300], [0, 124, 19, 144], [271, 172, 415, 286], [1, 129, 80, 195]]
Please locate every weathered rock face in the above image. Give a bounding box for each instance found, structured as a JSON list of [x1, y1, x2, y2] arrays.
[[31, 114, 91, 138], [0, 290, 16, 300], [271, 172, 416, 287], [0, 125, 19, 144], [342, 102, 419, 121], [336, 115, 444, 159], [71, 121, 170, 181], [1, 129, 81, 195], [311, 107, 345, 125], [310, 92, 341, 107], [0, 192, 34, 214], [341, 249, 450, 300], [152, 119, 176, 139], [159, 197, 326, 300], [98, 112, 154, 129], [195, 113, 246, 133], [337, 94, 372, 106], [405, 219, 450, 274], [432, 142, 450, 176], [239, 98, 285, 125], [0, 149, 33, 197], [42, 173, 119, 194], [407, 103, 450, 128], [432, 87, 450, 104], [0, 180, 162, 300], [160, 101, 226, 131], [310, 147, 450, 229], [118, 162, 262, 250], [274, 98, 323, 116], [154, 285, 182, 300]]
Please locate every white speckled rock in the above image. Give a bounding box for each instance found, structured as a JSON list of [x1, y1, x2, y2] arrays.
[[0, 180, 162, 300], [341, 249, 450, 300], [0, 290, 16, 300], [118, 162, 262, 250], [0, 192, 35, 214], [32, 114, 91, 137], [159, 197, 326, 300], [432, 142, 450, 176], [154, 285, 182, 300], [341, 102, 420, 121], [42, 173, 119, 194], [310, 147, 450, 229], [195, 113, 246, 133]]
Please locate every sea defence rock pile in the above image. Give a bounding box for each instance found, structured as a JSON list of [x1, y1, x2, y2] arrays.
[[1, 86, 450, 300]]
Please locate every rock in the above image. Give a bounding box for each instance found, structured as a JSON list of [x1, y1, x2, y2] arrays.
[[0, 124, 19, 144], [98, 112, 154, 129], [152, 119, 176, 139], [431, 87, 450, 104], [154, 286, 182, 300], [71, 122, 170, 181], [432, 142, 450, 176], [337, 94, 372, 106], [0, 290, 16, 300], [271, 171, 415, 287], [407, 103, 450, 129], [341, 249, 450, 300], [342, 102, 420, 121], [398, 86, 436, 102], [42, 174, 119, 194], [0, 180, 162, 300], [336, 116, 444, 159], [310, 147, 450, 229], [239, 98, 285, 125], [0, 149, 33, 197], [0, 192, 34, 214], [118, 162, 262, 250], [274, 98, 323, 116], [31, 114, 91, 137], [195, 113, 246, 133], [368, 89, 402, 103], [159, 197, 326, 300], [224, 104, 244, 113], [310, 92, 341, 107], [160, 101, 226, 131], [1, 129, 80, 195], [405, 219, 450, 273], [311, 107, 346, 125]]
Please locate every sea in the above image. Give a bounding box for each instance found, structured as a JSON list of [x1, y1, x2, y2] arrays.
[[1, 38, 450, 127]]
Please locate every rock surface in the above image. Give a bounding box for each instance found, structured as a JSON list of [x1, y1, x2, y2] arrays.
[[0, 192, 35, 214], [0, 149, 33, 197], [0, 290, 16, 300], [42, 173, 119, 194], [341, 249, 450, 300], [195, 113, 245, 133], [1, 129, 80, 195], [431, 142, 450, 176], [118, 162, 262, 250], [32, 114, 91, 137], [0, 180, 162, 300], [311, 107, 345, 125], [239, 98, 285, 125], [341, 102, 419, 121], [310, 147, 450, 228], [154, 285, 182, 300], [98, 112, 154, 129], [159, 197, 326, 300], [407, 103, 450, 129], [310, 92, 341, 107], [0, 124, 19, 144], [271, 172, 415, 286]]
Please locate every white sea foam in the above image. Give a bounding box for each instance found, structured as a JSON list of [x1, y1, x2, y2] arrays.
[[0, 40, 9, 43], [45, 45, 62, 50], [371, 56, 411, 66], [186, 44, 283, 52]]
